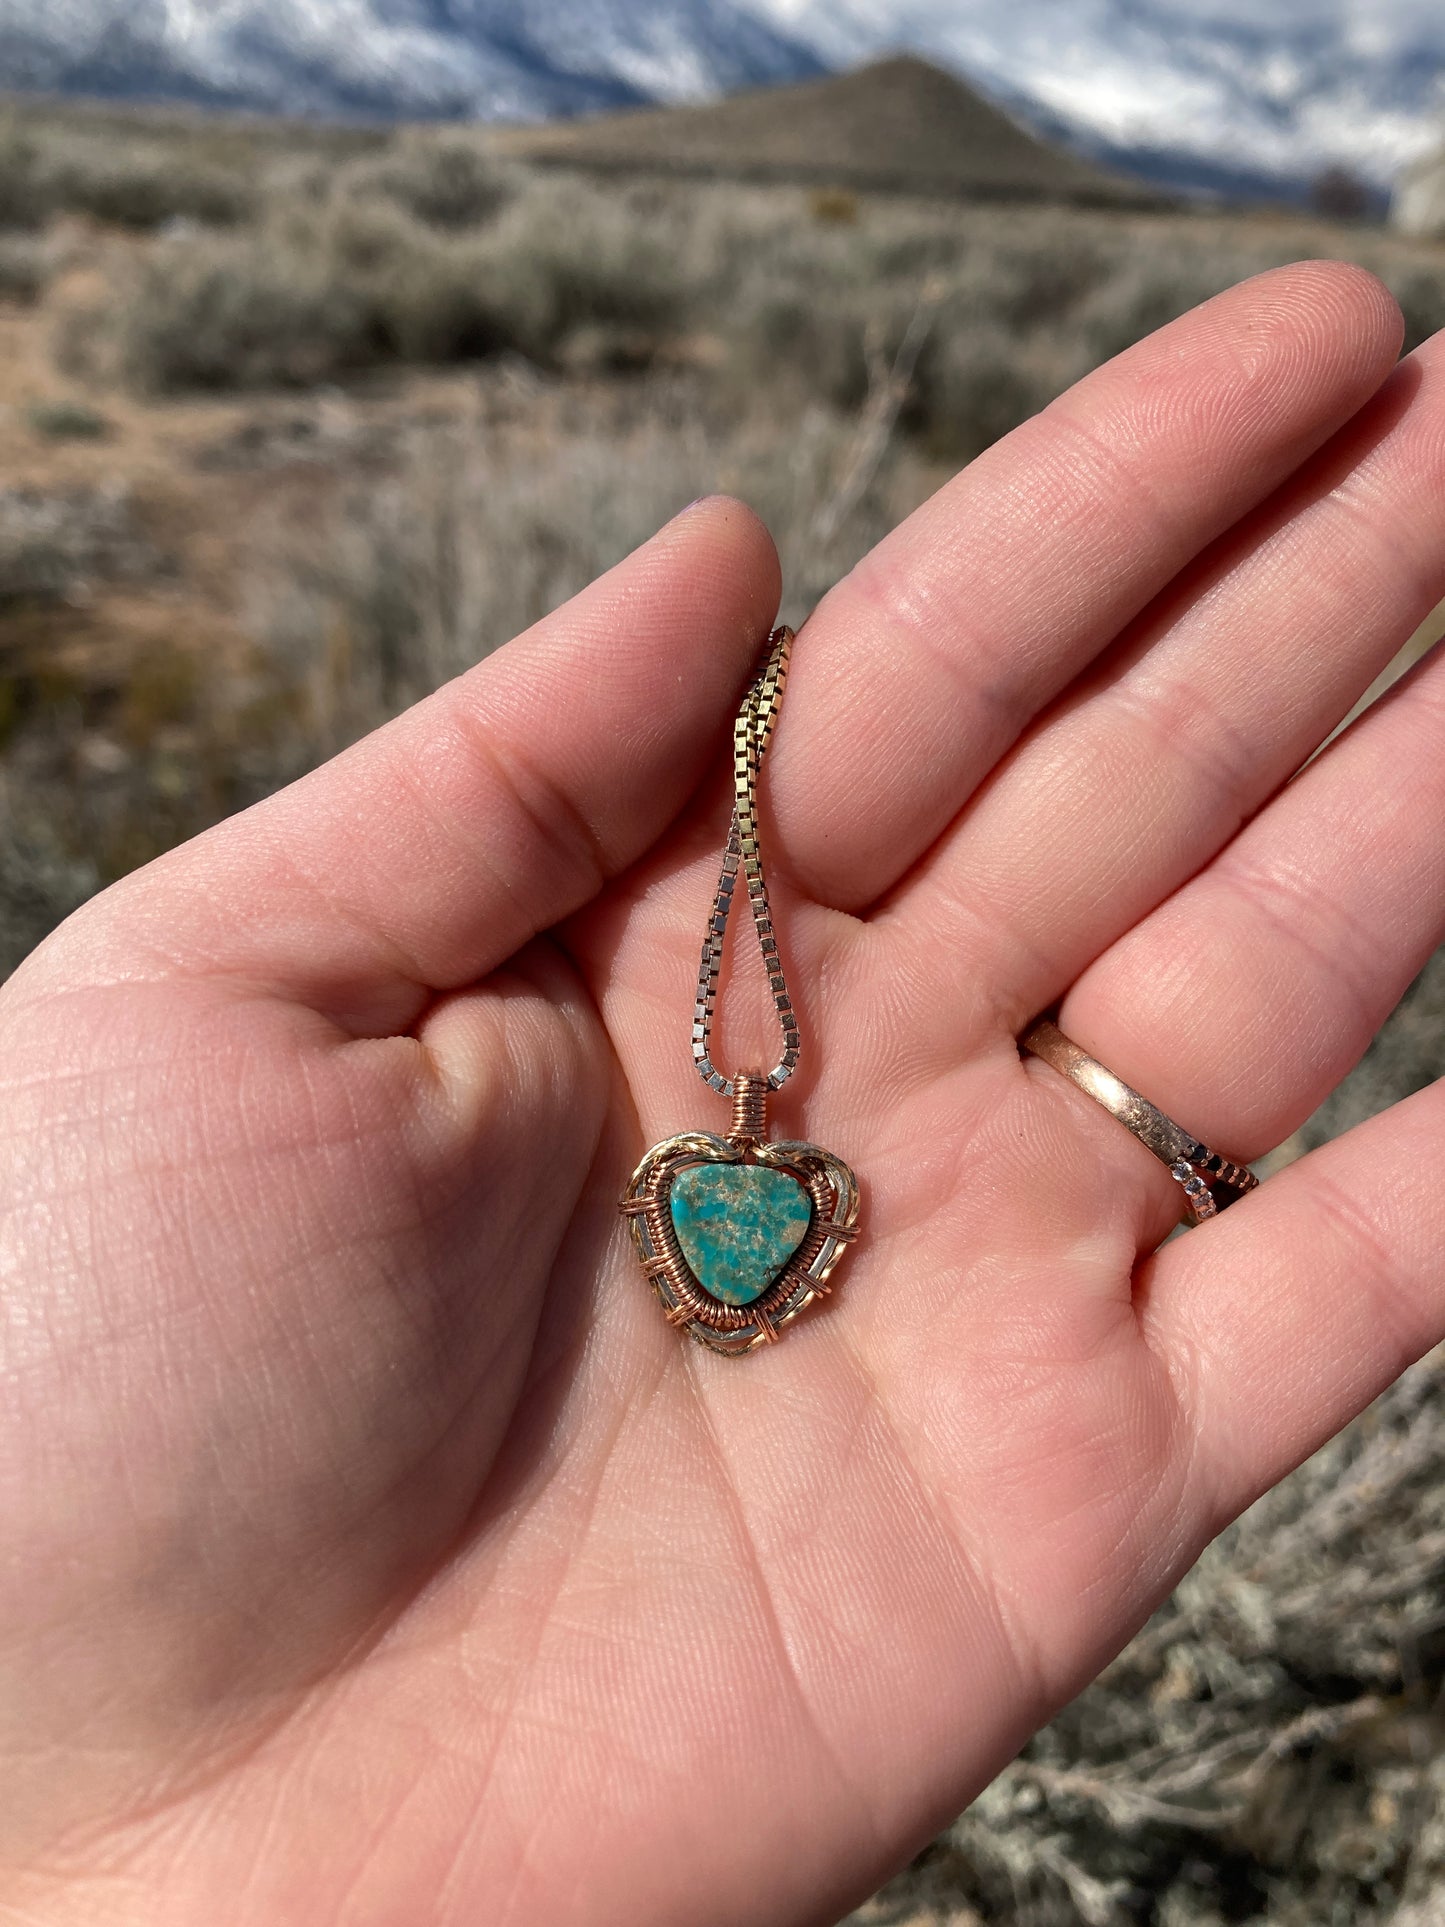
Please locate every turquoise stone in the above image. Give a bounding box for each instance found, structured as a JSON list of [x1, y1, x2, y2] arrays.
[[670, 1162, 813, 1307]]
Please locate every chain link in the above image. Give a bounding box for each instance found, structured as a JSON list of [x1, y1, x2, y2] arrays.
[[692, 626, 802, 1097]]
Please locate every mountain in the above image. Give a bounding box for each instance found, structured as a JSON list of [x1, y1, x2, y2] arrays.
[[749, 0, 1445, 200], [497, 57, 1165, 209], [0, 0, 824, 121], [0, 0, 1441, 202]]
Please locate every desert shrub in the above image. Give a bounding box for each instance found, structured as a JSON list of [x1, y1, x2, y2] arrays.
[[0, 624, 247, 967], [810, 186, 860, 225], [1383, 262, 1445, 355], [374, 253, 531, 364], [62, 194, 547, 393], [728, 267, 1064, 461], [0, 117, 254, 232], [979, 235, 1116, 331], [729, 285, 872, 410], [26, 400, 110, 442], [0, 485, 158, 605], [556, 323, 669, 376], [97, 231, 375, 392], [706, 202, 1136, 452], [0, 233, 48, 303], [911, 322, 1067, 460], [1070, 253, 1238, 368], [325, 195, 550, 363], [74, 169, 688, 394], [341, 133, 520, 231], [238, 390, 927, 772], [861, 222, 965, 283], [484, 181, 681, 344], [38, 138, 254, 230], [0, 379, 925, 975], [0, 774, 101, 974], [670, 176, 957, 296], [0, 121, 45, 230]]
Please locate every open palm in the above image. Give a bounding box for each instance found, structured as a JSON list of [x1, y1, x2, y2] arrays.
[[5, 263, 1445, 1926]]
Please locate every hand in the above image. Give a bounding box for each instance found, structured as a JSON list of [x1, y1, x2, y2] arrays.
[[3, 261, 1442, 1926]]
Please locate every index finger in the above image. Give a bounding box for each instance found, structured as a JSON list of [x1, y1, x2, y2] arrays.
[[768, 262, 1402, 913]]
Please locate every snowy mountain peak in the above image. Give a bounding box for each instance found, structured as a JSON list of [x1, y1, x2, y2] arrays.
[[0, 0, 1442, 198], [0, 0, 823, 120]]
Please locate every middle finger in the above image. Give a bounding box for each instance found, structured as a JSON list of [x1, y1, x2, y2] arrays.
[[766, 262, 1400, 914]]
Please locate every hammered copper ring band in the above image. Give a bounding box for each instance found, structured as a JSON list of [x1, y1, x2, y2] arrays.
[[1021, 1019, 1258, 1225]]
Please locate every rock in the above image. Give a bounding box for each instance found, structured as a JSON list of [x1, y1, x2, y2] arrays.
[[669, 1161, 812, 1306]]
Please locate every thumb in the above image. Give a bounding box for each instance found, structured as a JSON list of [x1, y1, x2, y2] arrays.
[[47, 497, 781, 1035]]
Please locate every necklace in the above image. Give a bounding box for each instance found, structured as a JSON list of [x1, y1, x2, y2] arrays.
[[620, 625, 861, 1354]]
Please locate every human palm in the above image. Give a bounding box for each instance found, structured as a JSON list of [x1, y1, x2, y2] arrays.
[[5, 264, 1445, 1924]]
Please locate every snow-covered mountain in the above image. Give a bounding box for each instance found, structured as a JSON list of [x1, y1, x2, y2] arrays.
[[0, 0, 823, 121], [0, 0, 1442, 199]]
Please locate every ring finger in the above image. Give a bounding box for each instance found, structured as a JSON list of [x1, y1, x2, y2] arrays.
[[1025, 627, 1445, 1246]]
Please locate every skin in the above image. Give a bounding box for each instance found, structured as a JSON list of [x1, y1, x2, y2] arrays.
[[2, 261, 1445, 1925]]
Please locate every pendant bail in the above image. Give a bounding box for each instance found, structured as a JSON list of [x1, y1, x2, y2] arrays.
[[728, 1071, 770, 1147]]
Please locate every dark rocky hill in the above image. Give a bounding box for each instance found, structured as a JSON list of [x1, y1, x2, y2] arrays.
[[491, 57, 1167, 207]]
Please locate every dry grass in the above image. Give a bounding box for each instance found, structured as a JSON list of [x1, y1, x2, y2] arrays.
[[1, 95, 1444, 1927], [0, 362, 939, 974]]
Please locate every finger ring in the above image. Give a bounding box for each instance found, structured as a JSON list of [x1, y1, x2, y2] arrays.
[[1021, 1019, 1258, 1225]]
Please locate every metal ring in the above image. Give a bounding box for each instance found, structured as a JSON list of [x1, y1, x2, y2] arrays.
[[1021, 1019, 1258, 1226]]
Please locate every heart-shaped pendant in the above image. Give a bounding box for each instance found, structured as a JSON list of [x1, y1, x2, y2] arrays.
[[622, 627, 862, 1353], [622, 1074, 860, 1355]]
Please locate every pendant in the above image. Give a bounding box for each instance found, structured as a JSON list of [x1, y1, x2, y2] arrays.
[[621, 623, 861, 1353], [622, 1072, 860, 1355]]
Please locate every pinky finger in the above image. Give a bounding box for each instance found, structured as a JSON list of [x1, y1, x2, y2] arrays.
[[1146, 1075, 1445, 1526]]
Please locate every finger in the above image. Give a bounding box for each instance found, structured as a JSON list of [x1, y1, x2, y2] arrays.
[[767, 262, 1402, 912], [41, 499, 782, 1035], [1038, 628, 1445, 1240], [1142, 1077, 1445, 1525], [891, 329, 1445, 1027]]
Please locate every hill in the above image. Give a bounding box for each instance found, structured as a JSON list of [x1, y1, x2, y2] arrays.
[[490, 57, 1168, 207], [749, 1, 1445, 203]]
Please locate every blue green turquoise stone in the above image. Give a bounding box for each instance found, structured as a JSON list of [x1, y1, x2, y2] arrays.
[[669, 1163, 813, 1307]]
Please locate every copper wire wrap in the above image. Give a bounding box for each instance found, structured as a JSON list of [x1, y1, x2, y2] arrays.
[[1021, 1019, 1258, 1227], [728, 1071, 770, 1146], [621, 1131, 860, 1355]]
